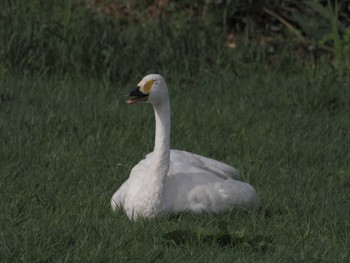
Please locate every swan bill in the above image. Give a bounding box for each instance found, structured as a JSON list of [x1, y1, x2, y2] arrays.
[[127, 87, 149, 104]]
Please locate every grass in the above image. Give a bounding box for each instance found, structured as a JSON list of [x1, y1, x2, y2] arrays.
[[1, 66, 350, 262], [3, 1, 350, 83]]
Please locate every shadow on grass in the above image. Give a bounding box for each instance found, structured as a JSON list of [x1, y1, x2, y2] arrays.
[[0, 92, 15, 104], [163, 220, 274, 253]]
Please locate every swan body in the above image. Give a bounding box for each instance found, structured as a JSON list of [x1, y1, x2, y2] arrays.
[[111, 74, 260, 220]]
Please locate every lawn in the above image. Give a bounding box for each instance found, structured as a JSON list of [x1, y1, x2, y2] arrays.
[[1, 67, 349, 262]]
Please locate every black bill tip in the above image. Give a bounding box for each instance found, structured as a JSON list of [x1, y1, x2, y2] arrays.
[[128, 87, 148, 98]]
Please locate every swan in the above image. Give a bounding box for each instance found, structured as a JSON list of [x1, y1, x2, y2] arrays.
[[111, 74, 260, 220]]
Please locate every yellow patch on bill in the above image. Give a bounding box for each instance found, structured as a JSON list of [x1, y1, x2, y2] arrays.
[[140, 80, 154, 94]]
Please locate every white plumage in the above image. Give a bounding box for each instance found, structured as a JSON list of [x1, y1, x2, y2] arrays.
[[111, 74, 260, 220]]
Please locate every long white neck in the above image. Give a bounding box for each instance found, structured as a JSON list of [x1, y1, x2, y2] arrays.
[[139, 96, 171, 216], [153, 99, 171, 166]]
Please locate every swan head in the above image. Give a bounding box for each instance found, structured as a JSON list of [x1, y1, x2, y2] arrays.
[[127, 74, 168, 106]]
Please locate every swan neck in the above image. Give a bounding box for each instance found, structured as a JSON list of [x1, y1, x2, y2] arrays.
[[135, 90, 171, 218], [153, 100, 170, 160]]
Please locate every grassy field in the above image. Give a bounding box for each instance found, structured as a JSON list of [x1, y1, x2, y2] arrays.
[[1, 66, 349, 262]]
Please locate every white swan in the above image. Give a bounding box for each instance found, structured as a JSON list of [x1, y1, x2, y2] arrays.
[[111, 74, 260, 220]]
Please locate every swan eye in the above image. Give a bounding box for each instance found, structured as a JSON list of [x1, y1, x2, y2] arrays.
[[140, 80, 155, 94]]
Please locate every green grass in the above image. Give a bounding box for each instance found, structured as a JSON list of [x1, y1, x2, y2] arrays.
[[1, 67, 350, 262]]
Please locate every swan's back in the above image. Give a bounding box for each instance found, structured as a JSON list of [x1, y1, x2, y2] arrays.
[[146, 150, 240, 179]]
